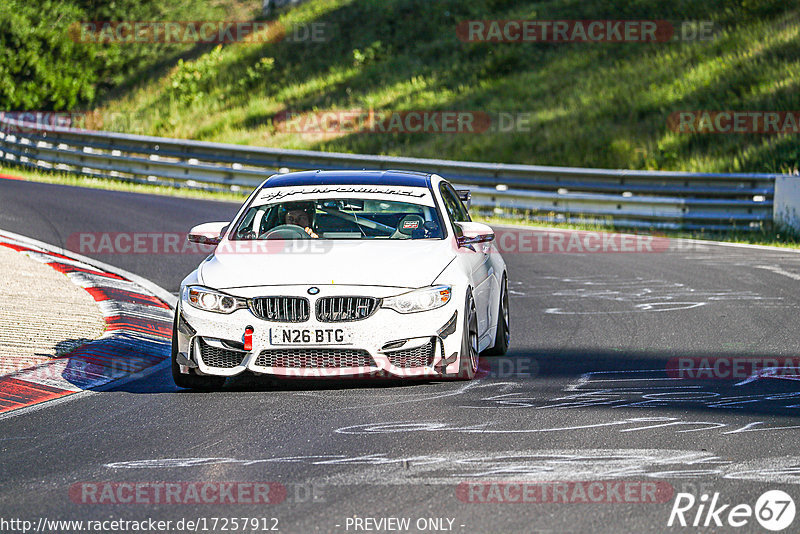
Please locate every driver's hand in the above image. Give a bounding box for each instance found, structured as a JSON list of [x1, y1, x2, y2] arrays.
[[304, 227, 319, 238]]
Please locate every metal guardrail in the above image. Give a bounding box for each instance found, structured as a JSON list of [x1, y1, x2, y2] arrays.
[[0, 113, 779, 230]]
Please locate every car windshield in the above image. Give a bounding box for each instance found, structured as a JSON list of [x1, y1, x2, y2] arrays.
[[232, 198, 444, 240]]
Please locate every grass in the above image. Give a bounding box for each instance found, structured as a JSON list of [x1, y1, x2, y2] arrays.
[[0, 164, 248, 202], [5, 162, 800, 249], [87, 0, 800, 174]]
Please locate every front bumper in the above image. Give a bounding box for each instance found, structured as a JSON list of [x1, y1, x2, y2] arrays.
[[175, 285, 464, 379]]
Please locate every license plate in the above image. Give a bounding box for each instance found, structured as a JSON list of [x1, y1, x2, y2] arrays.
[[270, 327, 352, 345]]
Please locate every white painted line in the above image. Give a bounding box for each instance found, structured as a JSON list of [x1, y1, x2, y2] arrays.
[[754, 264, 800, 281]]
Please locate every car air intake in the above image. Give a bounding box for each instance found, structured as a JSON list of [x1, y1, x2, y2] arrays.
[[250, 297, 310, 322], [197, 339, 246, 368], [386, 339, 436, 368], [255, 348, 375, 368], [315, 296, 379, 322]]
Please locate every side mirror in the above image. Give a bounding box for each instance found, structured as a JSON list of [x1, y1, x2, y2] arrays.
[[188, 222, 229, 246], [454, 222, 494, 248], [456, 189, 472, 210]]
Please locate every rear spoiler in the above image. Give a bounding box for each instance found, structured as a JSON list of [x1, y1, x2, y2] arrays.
[[456, 189, 472, 210]]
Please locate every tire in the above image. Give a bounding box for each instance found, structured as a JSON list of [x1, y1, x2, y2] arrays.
[[483, 274, 510, 356], [456, 290, 480, 380], [171, 310, 226, 390]]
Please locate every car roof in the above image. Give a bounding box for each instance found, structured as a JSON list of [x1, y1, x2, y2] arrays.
[[263, 170, 433, 189]]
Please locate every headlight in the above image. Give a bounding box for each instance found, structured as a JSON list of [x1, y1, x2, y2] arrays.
[[183, 286, 248, 314], [382, 285, 451, 314]]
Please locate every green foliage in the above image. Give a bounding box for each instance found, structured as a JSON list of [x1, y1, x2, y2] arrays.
[[0, 1, 96, 109], [353, 41, 387, 67], [0, 0, 251, 111], [167, 46, 226, 105], [236, 56, 276, 90]]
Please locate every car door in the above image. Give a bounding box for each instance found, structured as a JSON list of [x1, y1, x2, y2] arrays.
[[439, 182, 495, 346]]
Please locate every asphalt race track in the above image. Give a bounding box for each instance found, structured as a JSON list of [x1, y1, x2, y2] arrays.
[[2, 179, 800, 533]]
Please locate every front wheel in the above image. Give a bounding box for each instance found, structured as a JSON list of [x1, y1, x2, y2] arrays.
[[171, 310, 226, 390], [483, 274, 510, 356], [456, 291, 480, 380]]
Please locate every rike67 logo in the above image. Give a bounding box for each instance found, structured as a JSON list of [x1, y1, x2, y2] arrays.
[[668, 490, 795, 531]]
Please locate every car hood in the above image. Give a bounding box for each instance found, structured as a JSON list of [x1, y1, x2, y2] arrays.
[[199, 240, 455, 289]]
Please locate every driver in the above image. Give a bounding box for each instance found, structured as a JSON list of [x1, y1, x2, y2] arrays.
[[284, 202, 319, 238]]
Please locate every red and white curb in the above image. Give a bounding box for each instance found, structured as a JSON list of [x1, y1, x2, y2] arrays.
[[0, 230, 174, 416]]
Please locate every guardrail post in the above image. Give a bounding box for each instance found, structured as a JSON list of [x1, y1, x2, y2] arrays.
[[774, 175, 800, 231]]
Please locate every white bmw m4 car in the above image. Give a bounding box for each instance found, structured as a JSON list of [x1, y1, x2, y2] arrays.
[[172, 170, 509, 389]]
